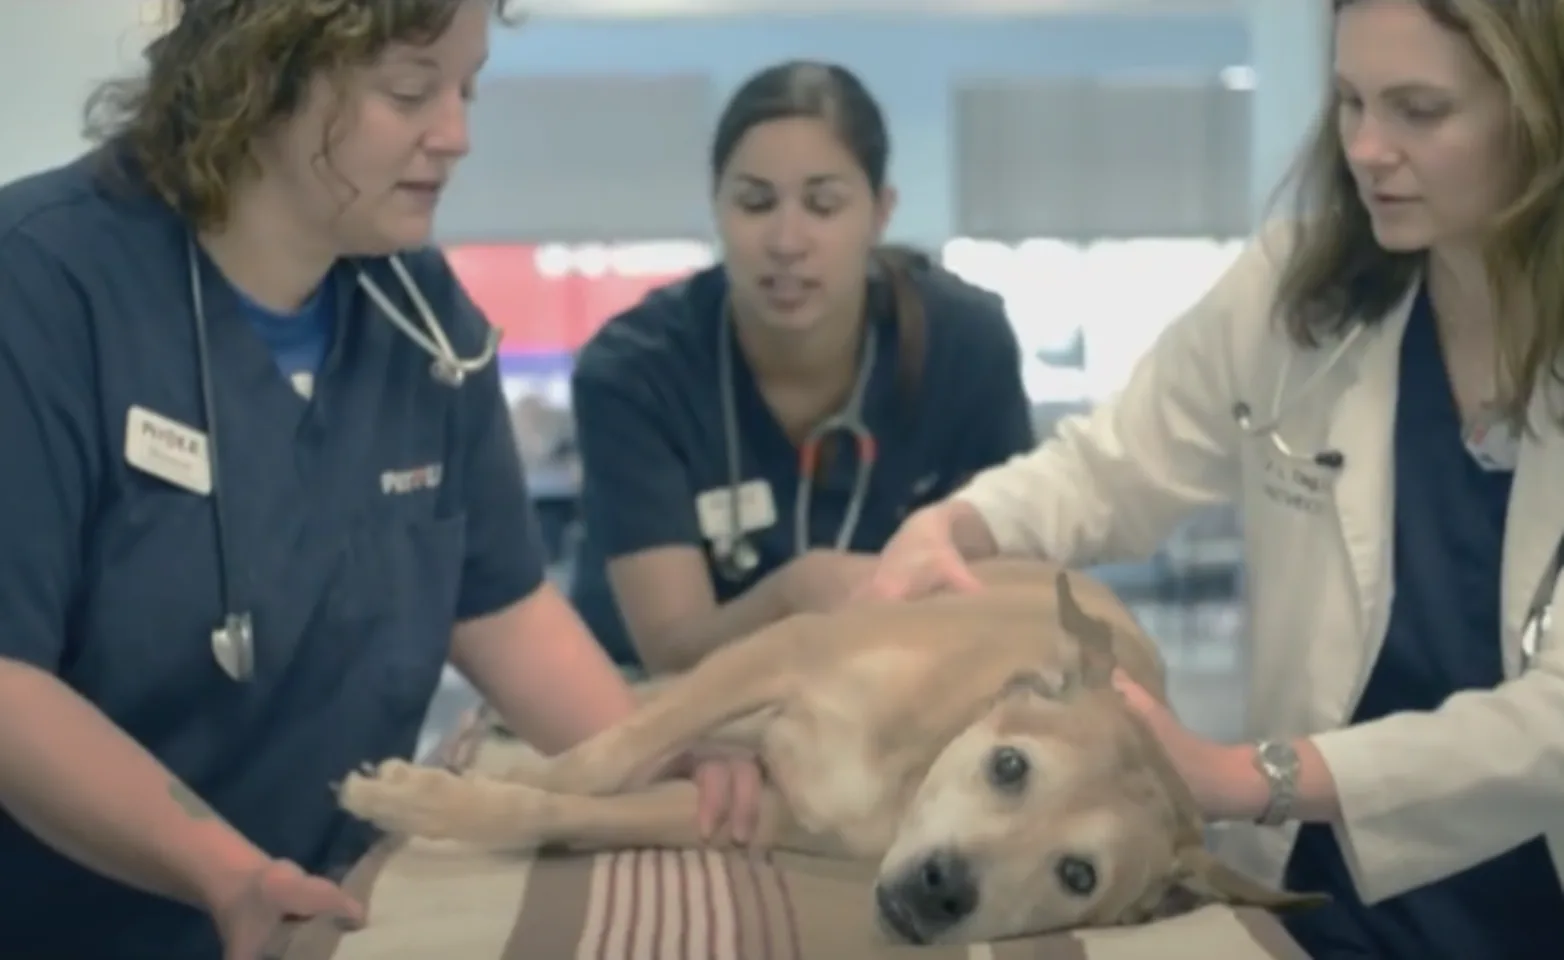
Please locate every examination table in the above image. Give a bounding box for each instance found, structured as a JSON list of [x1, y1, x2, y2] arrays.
[[276, 711, 1309, 960]]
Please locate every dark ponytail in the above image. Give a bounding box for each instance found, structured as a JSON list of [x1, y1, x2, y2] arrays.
[[873, 243, 929, 407]]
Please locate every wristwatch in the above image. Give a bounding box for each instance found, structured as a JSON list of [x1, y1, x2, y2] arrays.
[[1253, 739, 1301, 827]]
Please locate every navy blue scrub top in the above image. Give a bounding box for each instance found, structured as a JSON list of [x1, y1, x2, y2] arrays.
[[0, 149, 547, 959], [568, 261, 1036, 667], [1283, 283, 1564, 959]]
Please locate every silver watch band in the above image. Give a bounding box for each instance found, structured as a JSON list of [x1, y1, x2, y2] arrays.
[[1253, 739, 1300, 827]]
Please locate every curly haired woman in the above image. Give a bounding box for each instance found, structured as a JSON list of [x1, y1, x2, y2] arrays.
[[0, 3, 761, 957]]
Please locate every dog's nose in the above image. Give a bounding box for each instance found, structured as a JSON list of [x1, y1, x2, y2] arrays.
[[882, 851, 979, 939]]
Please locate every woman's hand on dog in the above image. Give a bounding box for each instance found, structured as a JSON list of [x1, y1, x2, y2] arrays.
[[667, 745, 767, 846], [1111, 670, 1265, 823], [855, 507, 985, 603]]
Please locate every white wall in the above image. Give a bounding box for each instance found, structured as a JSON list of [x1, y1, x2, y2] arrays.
[[0, 0, 165, 184], [1246, 0, 1331, 218]]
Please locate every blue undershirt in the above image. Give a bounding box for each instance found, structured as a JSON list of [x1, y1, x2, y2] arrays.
[[234, 279, 336, 394]]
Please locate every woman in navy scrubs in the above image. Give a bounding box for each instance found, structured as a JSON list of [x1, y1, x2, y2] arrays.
[[568, 60, 1036, 676], [0, 3, 757, 958]]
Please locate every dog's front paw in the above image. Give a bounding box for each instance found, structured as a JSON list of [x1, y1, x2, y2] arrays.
[[339, 760, 519, 845]]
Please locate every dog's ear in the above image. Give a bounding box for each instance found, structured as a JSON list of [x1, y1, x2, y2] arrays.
[[1144, 846, 1329, 920], [1055, 571, 1116, 688]]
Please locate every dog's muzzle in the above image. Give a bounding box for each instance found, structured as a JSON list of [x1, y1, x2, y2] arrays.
[[875, 850, 980, 944]]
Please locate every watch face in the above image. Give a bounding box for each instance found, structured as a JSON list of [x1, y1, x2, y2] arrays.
[[1260, 741, 1298, 771]]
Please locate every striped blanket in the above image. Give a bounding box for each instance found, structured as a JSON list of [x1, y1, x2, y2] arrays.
[[280, 715, 1308, 960]]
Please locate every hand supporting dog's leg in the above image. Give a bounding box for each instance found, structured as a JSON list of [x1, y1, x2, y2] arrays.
[[527, 781, 794, 854], [535, 781, 850, 858]]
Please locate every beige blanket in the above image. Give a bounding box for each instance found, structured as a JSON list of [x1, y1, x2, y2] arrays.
[[280, 714, 1308, 960]]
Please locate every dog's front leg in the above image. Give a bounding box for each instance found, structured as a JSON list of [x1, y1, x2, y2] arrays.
[[338, 761, 553, 852], [340, 765, 834, 857], [523, 624, 803, 796]]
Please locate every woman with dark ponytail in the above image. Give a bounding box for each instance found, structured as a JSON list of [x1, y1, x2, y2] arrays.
[[570, 59, 1034, 676]]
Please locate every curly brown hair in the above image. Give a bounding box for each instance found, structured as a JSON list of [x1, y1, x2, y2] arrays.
[[1270, 0, 1564, 427], [86, 0, 516, 231]]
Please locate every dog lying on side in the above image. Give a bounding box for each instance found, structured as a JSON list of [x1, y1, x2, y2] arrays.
[[339, 557, 1323, 945]]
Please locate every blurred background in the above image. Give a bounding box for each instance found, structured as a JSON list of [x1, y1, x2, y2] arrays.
[[1, 0, 1330, 753]]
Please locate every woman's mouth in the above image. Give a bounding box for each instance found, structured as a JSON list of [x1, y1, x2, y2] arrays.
[[760, 275, 817, 311]]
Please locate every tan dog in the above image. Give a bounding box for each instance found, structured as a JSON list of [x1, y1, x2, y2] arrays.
[[338, 558, 1324, 945]]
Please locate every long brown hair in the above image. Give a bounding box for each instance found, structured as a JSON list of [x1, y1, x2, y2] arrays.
[[85, 0, 518, 231], [1270, 0, 1564, 427]]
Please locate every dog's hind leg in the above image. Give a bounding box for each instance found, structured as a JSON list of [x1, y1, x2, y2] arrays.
[[340, 765, 838, 857]]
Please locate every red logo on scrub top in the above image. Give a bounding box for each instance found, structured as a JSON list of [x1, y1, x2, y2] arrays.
[[444, 242, 711, 357]]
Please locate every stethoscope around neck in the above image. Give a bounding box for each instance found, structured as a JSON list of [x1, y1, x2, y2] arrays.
[[185, 236, 499, 682], [1228, 317, 1559, 672], [1229, 323, 1365, 472], [710, 303, 879, 583]]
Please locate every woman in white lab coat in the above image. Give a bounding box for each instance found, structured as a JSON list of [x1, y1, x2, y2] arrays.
[[862, 2, 1564, 957]]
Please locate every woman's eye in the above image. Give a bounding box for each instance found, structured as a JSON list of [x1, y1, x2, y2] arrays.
[[1399, 103, 1448, 124]]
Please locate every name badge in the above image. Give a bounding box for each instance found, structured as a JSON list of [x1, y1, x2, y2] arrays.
[[124, 405, 212, 496], [695, 480, 777, 541], [1257, 449, 1335, 515], [1464, 412, 1519, 473]]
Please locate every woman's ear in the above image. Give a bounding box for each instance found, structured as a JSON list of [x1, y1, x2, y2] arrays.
[[872, 184, 899, 239]]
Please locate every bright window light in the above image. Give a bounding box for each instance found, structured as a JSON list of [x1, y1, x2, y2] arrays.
[[941, 235, 1243, 403]]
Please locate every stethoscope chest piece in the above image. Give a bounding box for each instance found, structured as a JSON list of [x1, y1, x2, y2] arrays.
[[211, 611, 256, 682], [356, 255, 501, 390], [430, 357, 468, 387], [1518, 532, 1564, 674], [713, 535, 760, 582], [1522, 607, 1548, 671]]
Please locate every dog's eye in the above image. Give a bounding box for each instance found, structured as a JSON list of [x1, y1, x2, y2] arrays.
[[1055, 856, 1097, 897], [986, 746, 1030, 791]]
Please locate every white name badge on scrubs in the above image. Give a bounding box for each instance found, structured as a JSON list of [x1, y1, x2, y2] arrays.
[[124, 405, 213, 496], [1464, 410, 1520, 473], [695, 481, 777, 541]]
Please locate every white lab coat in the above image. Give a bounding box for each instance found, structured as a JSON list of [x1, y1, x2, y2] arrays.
[[954, 221, 1564, 905]]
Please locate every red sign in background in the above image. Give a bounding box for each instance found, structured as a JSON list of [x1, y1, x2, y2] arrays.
[[445, 244, 701, 358]]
